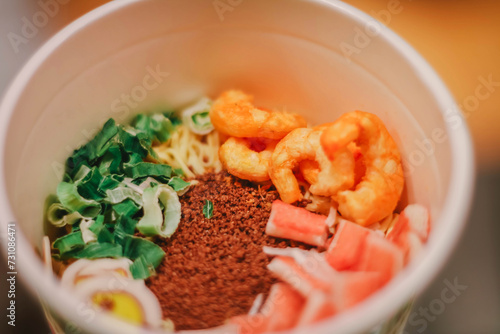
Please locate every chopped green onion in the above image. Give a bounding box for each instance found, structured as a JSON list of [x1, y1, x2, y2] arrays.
[[181, 97, 214, 135], [167, 177, 190, 193], [191, 111, 209, 126], [86, 119, 120, 161], [46, 203, 83, 227], [136, 185, 181, 237], [120, 234, 165, 268], [129, 255, 156, 280], [53, 231, 85, 255], [86, 215, 113, 243], [163, 110, 182, 126], [115, 215, 138, 236], [112, 199, 141, 217], [118, 127, 150, 159], [127, 152, 145, 165], [173, 168, 184, 176], [96, 227, 114, 244], [132, 113, 178, 143], [203, 200, 214, 219], [98, 146, 124, 176], [47, 111, 185, 269], [73, 165, 92, 181], [73, 243, 123, 259], [105, 186, 143, 205], [77, 167, 106, 201], [124, 162, 172, 180], [66, 119, 119, 177], [56, 182, 101, 218], [98, 174, 124, 193], [80, 219, 97, 243]]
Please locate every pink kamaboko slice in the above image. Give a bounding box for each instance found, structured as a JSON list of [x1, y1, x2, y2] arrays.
[[265, 200, 328, 247], [325, 219, 373, 271]]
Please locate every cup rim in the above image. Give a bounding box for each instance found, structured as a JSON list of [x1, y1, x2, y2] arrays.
[[0, 0, 475, 333]]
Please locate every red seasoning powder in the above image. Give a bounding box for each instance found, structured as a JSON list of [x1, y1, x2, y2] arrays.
[[147, 172, 310, 330]]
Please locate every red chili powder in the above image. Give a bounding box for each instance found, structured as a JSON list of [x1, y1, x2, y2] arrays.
[[147, 172, 309, 330]]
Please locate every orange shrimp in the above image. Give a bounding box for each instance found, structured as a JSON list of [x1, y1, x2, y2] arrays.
[[269, 128, 355, 204], [219, 137, 278, 182], [210, 90, 307, 139], [321, 111, 404, 226], [299, 143, 364, 186]]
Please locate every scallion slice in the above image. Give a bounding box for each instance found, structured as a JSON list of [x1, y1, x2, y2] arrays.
[[167, 177, 190, 193], [136, 184, 181, 238], [53, 231, 85, 255], [47, 203, 83, 227], [56, 182, 101, 218], [181, 97, 214, 135]]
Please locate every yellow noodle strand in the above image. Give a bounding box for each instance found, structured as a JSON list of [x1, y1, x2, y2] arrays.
[[153, 125, 221, 178]]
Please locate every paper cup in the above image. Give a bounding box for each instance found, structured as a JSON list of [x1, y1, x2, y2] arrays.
[[0, 0, 474, 333]]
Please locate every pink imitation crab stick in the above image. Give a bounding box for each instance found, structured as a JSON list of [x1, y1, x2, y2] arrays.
[[264, 247, 385, 326], [332, 271, 384, 309], [267, 256, 333, 296], [265, 251, 339, 326], [297, 289, 338, 326], [259, 283, 304, 332], [352, 234, 404, 285], [265, 200, 328, 247], [325, 219, 373, 271], [325, 219, 404, 285], [387, 204, 430, 264], [230, 283, 304, 334], [297, 271, 384, 327]]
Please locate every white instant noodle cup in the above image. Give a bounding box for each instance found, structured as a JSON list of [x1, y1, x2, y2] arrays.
[[0, 0, 474, 333]]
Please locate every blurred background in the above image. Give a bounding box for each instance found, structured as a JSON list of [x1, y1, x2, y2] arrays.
[[0, 0, 498, 333]]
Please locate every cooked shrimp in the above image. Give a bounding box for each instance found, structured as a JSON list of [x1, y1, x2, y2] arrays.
[[299, 160, 319, 185], [269, 128, 355, 203], [210, 90, 307, 139], [219, 137, 278, 182], [321, 111, 404, 226], [299, 142, 363, 186]]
